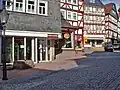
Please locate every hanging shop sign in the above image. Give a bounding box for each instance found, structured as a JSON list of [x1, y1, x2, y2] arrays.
[[48, 34, 58, 39], [64, 33, 70, 39]]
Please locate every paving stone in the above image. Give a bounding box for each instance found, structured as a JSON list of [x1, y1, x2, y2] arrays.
[[0, 51, 120, 90]]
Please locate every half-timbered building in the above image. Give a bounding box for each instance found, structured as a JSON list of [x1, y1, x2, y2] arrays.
[[104, 3, 118, 44], [84, 0, 105, 47], [60, 0, 84, 50]]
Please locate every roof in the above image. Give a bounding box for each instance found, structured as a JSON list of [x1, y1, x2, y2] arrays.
[[61, 20, 77, 29], [104, 3, 113, 14], [84, 0, 104, 7], [104, 3, 118, 19]]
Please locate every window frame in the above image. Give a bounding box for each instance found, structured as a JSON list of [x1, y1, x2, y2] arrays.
[[90, 0, 95, 3], [6, 0, 13, 11], [67, 0, 72, 3], [73, 12, 77, 20], [14, 0, 25, 12], [26, 0, 37, 14], [67, 0, 77, 5], [38, 0, 48, 16], [61, 9, 66, 19], [67, 11, 72, 20]]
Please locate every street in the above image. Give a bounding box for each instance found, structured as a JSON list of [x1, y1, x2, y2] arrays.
[[1, 51, 120, 90]]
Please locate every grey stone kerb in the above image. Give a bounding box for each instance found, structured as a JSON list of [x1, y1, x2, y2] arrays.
[[6, 0, 61, 33]]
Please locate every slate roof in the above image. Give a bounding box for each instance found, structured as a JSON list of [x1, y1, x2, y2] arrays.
[[84, 0, 104, 7], [104, 3, 112, 14], [104, 3, 118, 19], [61, 20, 78, 30]]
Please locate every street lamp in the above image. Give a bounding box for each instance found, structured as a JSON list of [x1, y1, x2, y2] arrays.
[[0, 8, 9, 80]]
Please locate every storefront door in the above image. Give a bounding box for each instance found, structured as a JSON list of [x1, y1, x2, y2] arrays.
[[14, 37, 24, 60], [37, 38, 52, 62]]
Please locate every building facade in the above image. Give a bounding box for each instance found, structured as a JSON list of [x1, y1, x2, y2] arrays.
[[84, 0, 105, 47], [0, 0, 62, 64], [60, 0, 84, 50], [117, 8, 120, 44], [104, 3, 118, 44]]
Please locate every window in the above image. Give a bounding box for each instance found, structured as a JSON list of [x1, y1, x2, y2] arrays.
[[61, 10, 66, 19], [38, 1, 48, 15], [67, 0, 77, 4], [73, 12, 77, 20], [26, 0, 37, 13], [67, 11, 72, 20], [6, 0, 13, 10], [73, 0, 77, 4], [61, 0, 65, 2], [84, 15, 87, 21], [14, 0, 25, 12], [90, 0, 95, 3], [98, 8, 102, 12], [67, 0, 71, 3]]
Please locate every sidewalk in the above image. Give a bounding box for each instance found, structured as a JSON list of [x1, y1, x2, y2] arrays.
[[0, 54, 87, 81]]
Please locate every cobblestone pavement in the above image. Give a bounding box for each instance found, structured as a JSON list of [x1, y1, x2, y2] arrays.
[[1, 51, 120, 90]]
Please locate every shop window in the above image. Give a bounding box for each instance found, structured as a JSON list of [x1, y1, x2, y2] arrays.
[[75, 35, 82, 48], [2, 37, 12, 63], [38, 1, 48, 15], [63, 33, 72, 48]]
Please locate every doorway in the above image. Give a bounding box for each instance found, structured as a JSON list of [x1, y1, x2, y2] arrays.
[[37, 38, 51, 62], [14, 37, 24, 60]]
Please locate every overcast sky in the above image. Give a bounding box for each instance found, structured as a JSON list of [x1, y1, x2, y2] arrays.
[[101, 0, 120, 9]]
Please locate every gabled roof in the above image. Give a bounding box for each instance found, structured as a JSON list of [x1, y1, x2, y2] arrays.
[[104, 3, 113, 14], [84, 0, 104, 7], [104, 3, 118, 19]]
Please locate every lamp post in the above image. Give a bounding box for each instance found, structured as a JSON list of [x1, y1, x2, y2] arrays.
[[0, 2, 9, 80]]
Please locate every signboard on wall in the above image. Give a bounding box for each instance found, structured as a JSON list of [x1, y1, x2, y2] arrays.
[[48, 34, 58, 39], [64, 33, 70, 39]]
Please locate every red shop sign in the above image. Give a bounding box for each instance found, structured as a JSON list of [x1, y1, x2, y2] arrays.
[[48, 34, 58, 39]]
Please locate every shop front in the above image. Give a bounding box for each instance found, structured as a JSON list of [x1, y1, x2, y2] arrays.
[[61, 20, 83, 50], [0, 30, 61, 64], [62, 30, 83, 50]]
